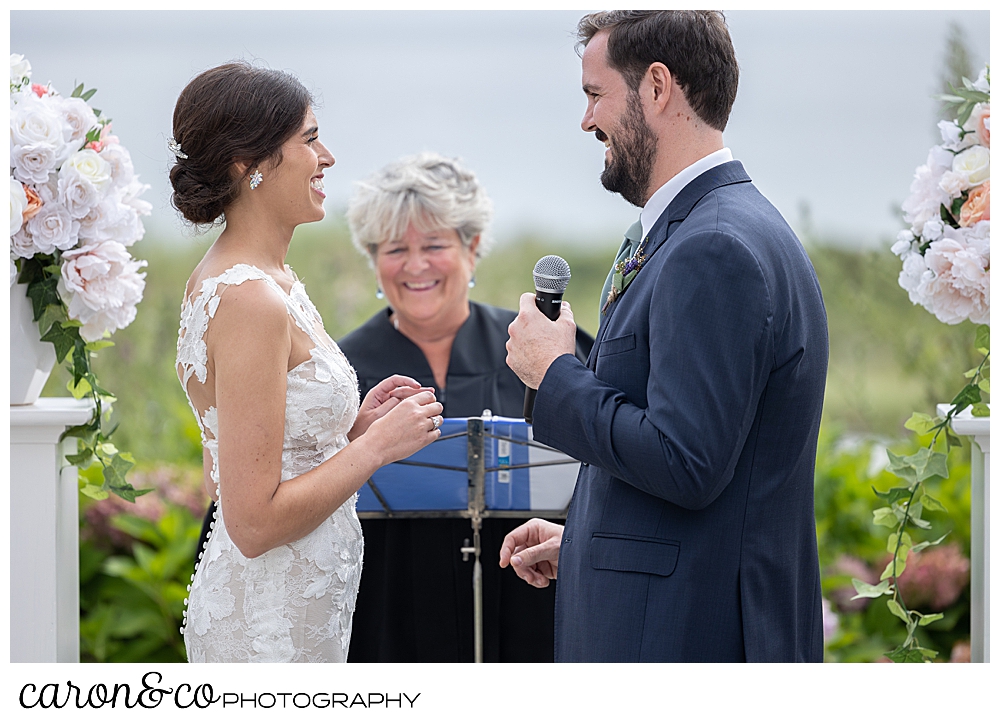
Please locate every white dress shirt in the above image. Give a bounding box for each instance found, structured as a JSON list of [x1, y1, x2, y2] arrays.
[[639, 147, 734, 240]]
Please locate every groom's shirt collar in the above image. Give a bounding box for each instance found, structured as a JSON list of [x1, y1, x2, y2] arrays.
[[640, 147, 733, 240]]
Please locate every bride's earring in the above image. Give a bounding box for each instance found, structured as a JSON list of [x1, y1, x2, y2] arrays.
[[468, 275, 476, 289], [249, 169, 263, 190], [375, 285, 385, 300]]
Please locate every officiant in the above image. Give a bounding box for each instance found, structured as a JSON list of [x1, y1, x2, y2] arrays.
[[338, 152, 592, 662]]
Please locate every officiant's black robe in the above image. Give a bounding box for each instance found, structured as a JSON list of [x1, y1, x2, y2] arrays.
[[338, 302, 593, 662]]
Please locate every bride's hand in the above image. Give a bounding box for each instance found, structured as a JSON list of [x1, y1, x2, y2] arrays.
[[360, 390, 444, 466], [348, 375, 435, 441]]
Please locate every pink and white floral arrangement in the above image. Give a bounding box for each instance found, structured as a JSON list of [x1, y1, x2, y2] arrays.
[[10, 53, 151, 502], [892, 66, 990, 326], [9, 52, 149, 342]]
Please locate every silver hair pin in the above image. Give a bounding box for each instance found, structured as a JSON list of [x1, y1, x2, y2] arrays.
[[167, 137, 188, 160]]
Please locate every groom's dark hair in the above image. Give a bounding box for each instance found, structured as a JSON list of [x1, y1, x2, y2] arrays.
[[577, 10, 739, 132]]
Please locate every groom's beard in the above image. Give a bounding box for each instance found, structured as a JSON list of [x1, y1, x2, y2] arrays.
[[599, 91, 657, 208]]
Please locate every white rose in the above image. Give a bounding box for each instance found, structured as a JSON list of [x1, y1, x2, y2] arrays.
[[10, 53, 31, 86], [922, 235, 990, 325], [57, 149, 113, 218], [119, 176, 152, 217], [10, 228, 39, 259], [57, 96, 99, 147], [902, 163, 950, 231], [938, 119, 962, 147], [938, 170, 968, 197], [10, 178, 28, 236], [972, 67, 990, 94], [24, 184, 79, 254], [11, 142, 60, 185], [10, 255, 18, 288], [927, 145, 953, 172], [78, 196, 144, 247], [921, 217, 944, 242], [10, 95, 70, 159], [98, 141, 135, 191], [898, 250, 932, 305], [61, 149, 112, 192], [58, 240, 147, 341], [952, 145, 990, 186]]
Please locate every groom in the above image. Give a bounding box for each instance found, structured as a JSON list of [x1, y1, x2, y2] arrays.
[[503, 10, 828, 662]]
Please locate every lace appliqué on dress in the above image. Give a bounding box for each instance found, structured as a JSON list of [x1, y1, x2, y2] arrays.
[[176, 264, 363, 663]]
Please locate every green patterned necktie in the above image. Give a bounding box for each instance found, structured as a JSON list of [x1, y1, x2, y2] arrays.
[[599, 219, 643, 315]]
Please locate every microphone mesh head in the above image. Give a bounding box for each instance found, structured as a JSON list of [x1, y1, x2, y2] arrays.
[[533, 255, 571, 293]]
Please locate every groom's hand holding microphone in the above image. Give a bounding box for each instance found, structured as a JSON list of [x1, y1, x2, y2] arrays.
[[506, 255, 577, 400]]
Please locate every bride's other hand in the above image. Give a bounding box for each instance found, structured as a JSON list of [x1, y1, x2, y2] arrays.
[[361, 390, 443, 465], [348, 374, 434, 440]]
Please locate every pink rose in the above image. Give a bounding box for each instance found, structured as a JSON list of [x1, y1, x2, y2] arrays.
[[22, 183, 43, 222], [959, 180, 990, 227], [977, 108, 990, 148], [31, 83, 48, 97]]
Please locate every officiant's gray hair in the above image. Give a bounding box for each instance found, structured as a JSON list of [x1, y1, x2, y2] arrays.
[[347, 152, 494, 263]]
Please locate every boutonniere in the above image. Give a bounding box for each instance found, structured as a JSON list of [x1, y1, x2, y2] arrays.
[[602, 236, 648, 314]]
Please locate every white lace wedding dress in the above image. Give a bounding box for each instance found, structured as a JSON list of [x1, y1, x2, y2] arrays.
[[176, 264, 363, 663]]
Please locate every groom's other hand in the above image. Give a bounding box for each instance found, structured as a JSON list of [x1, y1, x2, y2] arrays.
[[506, 293, 576, 389], [499, 518, 564, 588]]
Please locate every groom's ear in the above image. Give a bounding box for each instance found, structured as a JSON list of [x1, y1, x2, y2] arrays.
[[646, 62, 672, 111]]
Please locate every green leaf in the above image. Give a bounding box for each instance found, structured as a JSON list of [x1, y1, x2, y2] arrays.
[[60, 421, 99, 445], [80, 88, 97, 102], [945, 430, 962, 448], [911, 533, 950, 554], [67, 376, 93, 400], [974, 325, 989, 355], [71, 82, 84, 97], [903, 412, 938, 435], [102, 452, 134, 488], [872, 486, 913, 505], [972, 403, 990, 417], [918, 613, 945, 626], [978, 378, 990, 394], [886, 450, 917, 483], [872, 506, 899, 528], [920, 493, 947, 513], [37, 304, 68, 336], [950, 383, 982, 413], [26, 275, 62, 322], [65, 448, 94, 467], [40, 321, 80, 363], [886, 598, 911, 624], [85, 340, 115, 352], [850, 578, 892, 599], [887, 531, 912, 554], [80, 483, 109, 501], [950, 196, 965, 218], [916, 451, 949, 482]]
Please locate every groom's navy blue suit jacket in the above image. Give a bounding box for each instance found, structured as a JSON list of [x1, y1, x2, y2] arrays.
[[532, 161, 828, 662]]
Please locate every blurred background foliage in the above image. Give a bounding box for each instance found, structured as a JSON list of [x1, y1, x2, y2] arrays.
[[50, 222, 980, 663]]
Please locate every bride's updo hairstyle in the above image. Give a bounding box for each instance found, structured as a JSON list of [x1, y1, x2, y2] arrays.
[[169, 62, 313, 225]]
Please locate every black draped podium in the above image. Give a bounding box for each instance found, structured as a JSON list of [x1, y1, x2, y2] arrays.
[[339, 302, 592, 662]]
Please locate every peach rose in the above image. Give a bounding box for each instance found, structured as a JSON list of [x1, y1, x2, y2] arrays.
[[22, 184, 43, 221], [959, 180, 990, 227], [977, 108, 990, 148]]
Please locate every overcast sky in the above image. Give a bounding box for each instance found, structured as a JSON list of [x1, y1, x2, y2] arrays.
[[10, 9, 990, 249]]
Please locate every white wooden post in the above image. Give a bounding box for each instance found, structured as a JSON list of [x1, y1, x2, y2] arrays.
[[939, 404, 990, 663], [9, 398, 93, 663]]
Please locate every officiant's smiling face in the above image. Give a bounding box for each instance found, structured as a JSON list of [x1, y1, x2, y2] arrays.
[[375, 222, 480, 331], [581, 30, 657, 207]]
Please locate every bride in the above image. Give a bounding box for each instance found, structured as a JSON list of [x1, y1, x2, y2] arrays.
[[169, 62, 443, 663]]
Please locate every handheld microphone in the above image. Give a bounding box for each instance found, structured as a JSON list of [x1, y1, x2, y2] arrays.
[[523, 255, 572, 423]]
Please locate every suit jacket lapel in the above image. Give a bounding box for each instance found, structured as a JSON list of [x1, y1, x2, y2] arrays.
[[587, 161, 752, 372]]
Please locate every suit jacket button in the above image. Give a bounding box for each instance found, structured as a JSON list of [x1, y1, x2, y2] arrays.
[[563, 537, 571, 544], [582, 462, 589, 467]]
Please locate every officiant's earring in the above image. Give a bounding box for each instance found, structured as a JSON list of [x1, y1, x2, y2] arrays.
[[375, 285, 385, 300], [468, 275, 476, 289], [249, 169, 263, 190]]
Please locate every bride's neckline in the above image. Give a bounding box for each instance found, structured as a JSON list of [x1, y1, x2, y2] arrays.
[[183, 263, 302, 309]]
